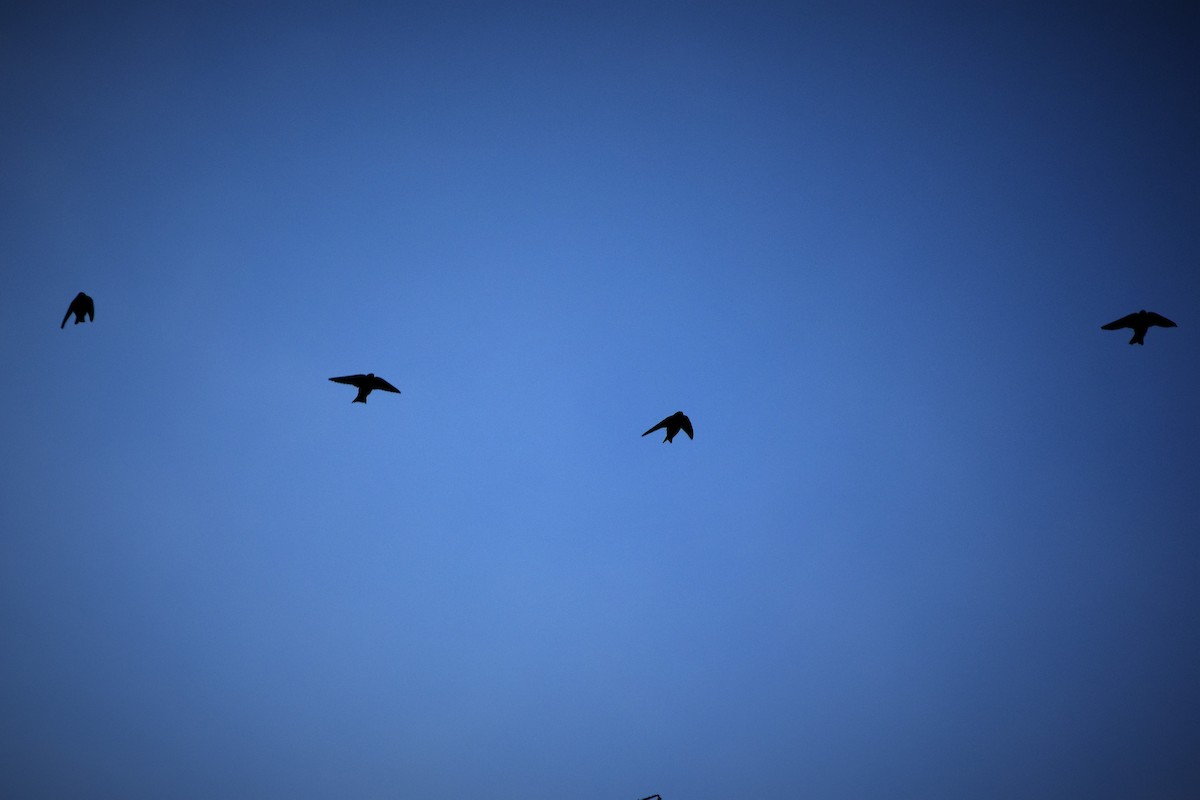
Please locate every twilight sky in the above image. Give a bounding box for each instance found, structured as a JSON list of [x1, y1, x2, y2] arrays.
[[1, 2, 1197, 798]]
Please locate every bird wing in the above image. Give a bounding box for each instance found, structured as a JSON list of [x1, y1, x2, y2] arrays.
[[329, 374, 369, 387], [369, 375, 401, 393], [82, 294, 94, 321], [1101, 313, 1139, 330], [679, 415, 694, 439], [1145, 312, 1177, 328], [642, 417, 670, 437], [61, 296, 78, 328]]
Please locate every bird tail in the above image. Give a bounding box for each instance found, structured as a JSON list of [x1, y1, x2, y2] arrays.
[[1130, 332, 1144, 345]]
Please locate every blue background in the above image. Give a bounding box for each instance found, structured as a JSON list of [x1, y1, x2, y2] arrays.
[[2, 2, 1197, 797]]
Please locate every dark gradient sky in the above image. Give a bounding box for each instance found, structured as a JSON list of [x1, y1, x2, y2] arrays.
[[2, 2, 1197, 798]]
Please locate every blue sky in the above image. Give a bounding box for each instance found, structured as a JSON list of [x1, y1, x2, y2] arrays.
[[2, 2, 1197, 798]]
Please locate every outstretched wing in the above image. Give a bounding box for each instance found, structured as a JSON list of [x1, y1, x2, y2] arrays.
[[679, 414, 694, 439], [329, 374, 369, 387], [61, 294, 81, 328], [642, 417, 670, 437], [1145, 312, 1176, 328], [81, 294, 94, 322], [369, 375, 401, 393], [1101, 313, 1139, 330]]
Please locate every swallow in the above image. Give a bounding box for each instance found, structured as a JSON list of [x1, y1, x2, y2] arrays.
[[1101, 309, 1177, 345], [329, 373, 401, 403], [642, 411, 693, 443], [61, 292, 94, 328]]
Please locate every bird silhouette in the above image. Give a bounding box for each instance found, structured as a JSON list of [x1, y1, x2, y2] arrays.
[[642, 411, 693, 443], [60, 292, 94, 328], [1101, 309, 1177, 345], [329, 373, 401, 403]]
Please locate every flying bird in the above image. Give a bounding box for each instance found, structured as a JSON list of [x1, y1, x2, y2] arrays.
[[61, 292, 94, 328], [642, 411, 693, 443], [329, 373, 401, 403], [1101, 309, 1177, 345]]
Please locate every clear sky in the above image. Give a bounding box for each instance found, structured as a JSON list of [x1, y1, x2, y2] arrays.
[[2, 2, 1197, 798]]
